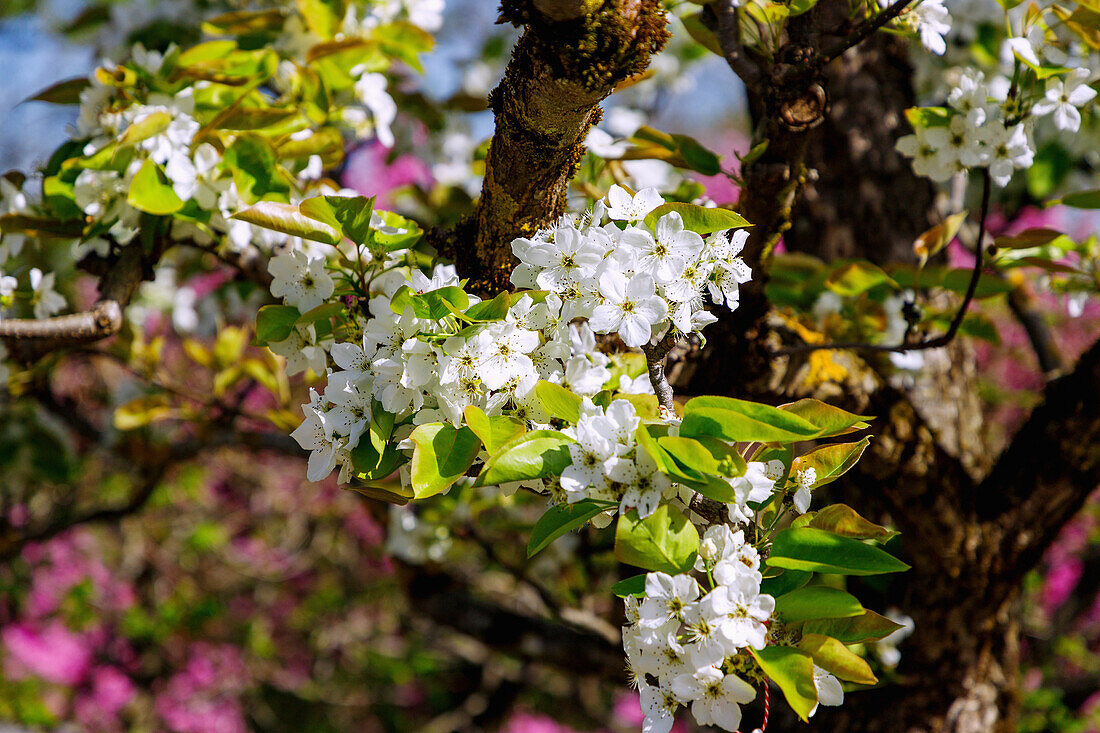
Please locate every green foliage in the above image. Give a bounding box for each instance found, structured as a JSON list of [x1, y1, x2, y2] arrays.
[[768, 527, 910, 576], [614, 504, 699, 575]]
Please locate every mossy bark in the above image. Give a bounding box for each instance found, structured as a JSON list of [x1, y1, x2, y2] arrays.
[[442, 0, 669, 295]]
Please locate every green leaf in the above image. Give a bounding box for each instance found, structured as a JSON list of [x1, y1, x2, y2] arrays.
[[750, 647, 817, 722], [29, 77, 90, 105], [643, 202, 750, 234], [114, 394, 173, 430], [463, 405, 525, 454], [474, 430, 575, 487], [325, 194, 376, 244], [775, 586, 865, 623], [791, 437, 870, 489], [232, 201, 341, 245], [1059, 189, 1100, 209], [779, 399, 871, 438], [637, 426, 704, 485], [904, 106, 951, 129], [615, 393, 661, 419], [940, 268, 1014, 298], [464, 291, 511, 322], [913, 211, 968, 267], [824, 262, 897, 297], [296, 0, 340, 38], [808, 504, 897, 542], [0, 213, 83, 239], [410, 286, 470, 321], [680, 11, 723, 56], [803, 610, 904, 644], [614, 504, 699, 575], [372, 209, 423, 249], [798, 634, 877, 685], [347, 481, 413, 506], [536, 381, 583, 423], [409, 423, 481, 499], [768, 527, 910, 576], [680, 396, 821, 444], [993, 227, 1067, 250], [611, 574, 647, 598], [253, 304, 301, 346], [127, 159, 183, 215], [119, 111, 173, 146], [759, 569, 811, 597], [527, 500, 605, 557], [223, 134, 291, 204]]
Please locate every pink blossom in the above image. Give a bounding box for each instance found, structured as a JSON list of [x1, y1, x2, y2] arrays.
[[2, 621, 93, 685], [342, 141, 432, 208]]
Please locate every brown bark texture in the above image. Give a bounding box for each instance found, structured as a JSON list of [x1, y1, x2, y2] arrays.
[[438, 0, 669, 295]]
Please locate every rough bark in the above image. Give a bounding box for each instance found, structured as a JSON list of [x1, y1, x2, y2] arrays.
[[786, 33, 936, 264], [439, 0, 669, 295]]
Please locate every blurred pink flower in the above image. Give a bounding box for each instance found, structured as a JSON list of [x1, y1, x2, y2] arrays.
[[73, 666, 135, 729], [2, 621, 92, 686], [343, 141, 432, 208]]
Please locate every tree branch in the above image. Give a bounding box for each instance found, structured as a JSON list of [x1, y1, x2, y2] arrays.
[[441, 0, 669, 294], [978, 335, 1100, 582], [1, 239, 148, 349], [817, 0, 915, 67], [641, 330, 678, 417]]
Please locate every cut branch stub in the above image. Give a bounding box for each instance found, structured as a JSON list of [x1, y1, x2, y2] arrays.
[[451, 0, 669, 295]]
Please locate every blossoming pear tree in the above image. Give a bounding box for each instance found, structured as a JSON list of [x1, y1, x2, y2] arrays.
[[1, 0, 1100, 731]]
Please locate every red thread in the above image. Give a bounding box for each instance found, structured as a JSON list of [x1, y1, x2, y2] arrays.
[[736, 683, 770, 733]]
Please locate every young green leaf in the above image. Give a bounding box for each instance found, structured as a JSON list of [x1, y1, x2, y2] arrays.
[[474, 430, 575, 487], [409, 423, 481, 499], [535, 381, 583, 424], [527, 500, 605, 557], [680, 396, 821, 444], [803, 610, 905, 644], [824, 262, 898, 297], [127, 159, 184, 215], [779, 399, 872, 438], [791, 437, 870, 489], [808, 504, 898, 542], [759, 568, 812, 598], [750, 646, 818, 722], [614, 504, 699, 575], [463, 405, 525, 454], [797, 633, 878, 685], [610, 574, 648, 598], [643, 202, 749, 233], [232, 201, 340, 245], [768, 527, 910, 576], [775, 586, 865, 623]]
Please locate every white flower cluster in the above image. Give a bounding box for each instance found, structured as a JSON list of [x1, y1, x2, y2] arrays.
[[624, 526, 842, 733], [896, 69, 1036, 186], [511, 185, 751, 348], [560, 398, 671, 518], [285, 250, 636, 482], [898, 12, 1098, 187]]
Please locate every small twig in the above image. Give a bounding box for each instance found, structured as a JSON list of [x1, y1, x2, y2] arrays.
[[818, 0, 915, 67], [689, 494, 729, 525], [772, 170, 993, 358], [703, 1, 765, 89], [1007, 284, 1063, 376], [0, 300, 122, 341], [641, 331, 679, 417]]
